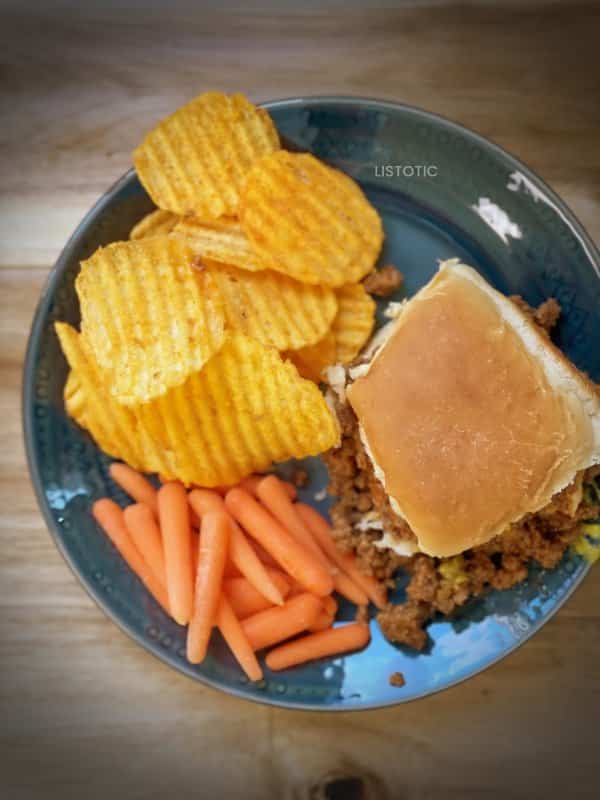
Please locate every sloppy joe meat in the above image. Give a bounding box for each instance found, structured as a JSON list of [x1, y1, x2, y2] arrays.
[[325, 295, 600, 649]]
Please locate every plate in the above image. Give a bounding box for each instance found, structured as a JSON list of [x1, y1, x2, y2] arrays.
[[23, 97, 600, 710]]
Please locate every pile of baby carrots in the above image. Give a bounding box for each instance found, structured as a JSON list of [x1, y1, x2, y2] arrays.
[[92, 464, 387, 682]]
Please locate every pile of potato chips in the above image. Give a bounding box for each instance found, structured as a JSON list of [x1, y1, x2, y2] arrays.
[[56, 91, 384, 485]]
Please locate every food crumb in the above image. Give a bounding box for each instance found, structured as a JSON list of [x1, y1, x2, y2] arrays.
[[314, 488, 327, 502], [363, 265, 403, 297], [389, 672, 405, 688], [291, 468, 309, 488], [509, 295, 560, 336]]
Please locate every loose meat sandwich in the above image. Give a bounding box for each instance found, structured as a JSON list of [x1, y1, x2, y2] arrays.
[[325, 259, 600, 648]]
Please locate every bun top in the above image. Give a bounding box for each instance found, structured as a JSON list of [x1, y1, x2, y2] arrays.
[[347, 260, 600, 557]]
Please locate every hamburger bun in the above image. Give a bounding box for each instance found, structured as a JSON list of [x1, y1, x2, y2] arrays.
[[346, 260, 600, 557]]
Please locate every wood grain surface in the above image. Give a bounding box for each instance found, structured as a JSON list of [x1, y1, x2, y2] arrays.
[[1, 3, 599, 799]]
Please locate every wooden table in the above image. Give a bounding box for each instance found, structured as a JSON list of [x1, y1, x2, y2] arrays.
[[2, 3, 599, 798]]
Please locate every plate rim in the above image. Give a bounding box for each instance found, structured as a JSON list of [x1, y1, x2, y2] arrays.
[[22, 95, 596, 711]]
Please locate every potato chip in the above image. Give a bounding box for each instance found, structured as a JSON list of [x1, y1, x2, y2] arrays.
[[137, 334, 340, 486], [240, 151, 383, 286], [332, 283, 376, 364], [64, 369, 87, 425], [57, 324, 143, 468], [287, 329, 337, 382], [134, 92, 280, 219], [57, 323, 179, 477], [204, 261, 338, 350], [129, 209, 179, 240], [76, 236, 225, 405], [174, 216, 264, 272]]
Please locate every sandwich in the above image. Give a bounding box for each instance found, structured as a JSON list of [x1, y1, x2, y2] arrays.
[[325, 259, 600, 649]]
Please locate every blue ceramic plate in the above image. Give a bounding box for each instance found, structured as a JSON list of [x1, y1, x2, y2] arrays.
[[23, 97, 600, 710]]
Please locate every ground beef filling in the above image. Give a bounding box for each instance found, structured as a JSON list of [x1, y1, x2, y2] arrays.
[[324, 297, 600, 650], [362, 265, 404, 297]]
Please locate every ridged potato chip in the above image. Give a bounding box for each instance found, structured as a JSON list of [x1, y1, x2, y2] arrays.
[[204, 261, 338, 350], [240, 151, 383, 286], [174, 216, 264, 272], [56, 323, 144, 469], [64, 369, 87, 425], [57, 323, 178, 477], [333, 283, 376, 364], [287, 329, 337, 383], [134, 92, 280, 219], [137, 334, 340, 486], [76, 236, 225, 405], [129, 209, 179, 240]]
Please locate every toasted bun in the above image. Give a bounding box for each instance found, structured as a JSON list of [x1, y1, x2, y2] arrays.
[[346, 260, 600, 557]]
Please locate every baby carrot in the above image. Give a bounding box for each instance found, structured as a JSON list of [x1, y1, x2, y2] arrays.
[[321, 595, 338, 617], [256, 478, 368, 605], [281, 481, 298, 500], [189, 489, 284, 605], [156, 476, 200, 526], [192, 530, 200, 577], [158, 482, 194, 625], [92, 499, 170, 614], [161, 477, 200, 527], [189, 508, 201, 529], [109, 463, 158, 515], [214, 479, 298, 499], [265, 623, 371, 671], [216, 596, 263, 682], [257, 475, 329, 567], [225, 489, 334, 597], [188, 488, 233, 567], [332, 571, 369, 606], [287, 579, 305, 597], [187, 488, 227, 517], [187, 493, 235, 574], [191, 534, 234, 578], [241, 593, 322, 651], [307, 608, 334, 633], [296, 503, 387, 609], [249, 540, 279, 569], [224, 570, 291, 619], [240, 474, 297, 500], [223, 560, 242, 578], [238, 475, 262, 496], [309, 610, 335, 632], [309, 594, 338, 632], [123, 503, 166, 587], [187, 511, 229, 664]]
